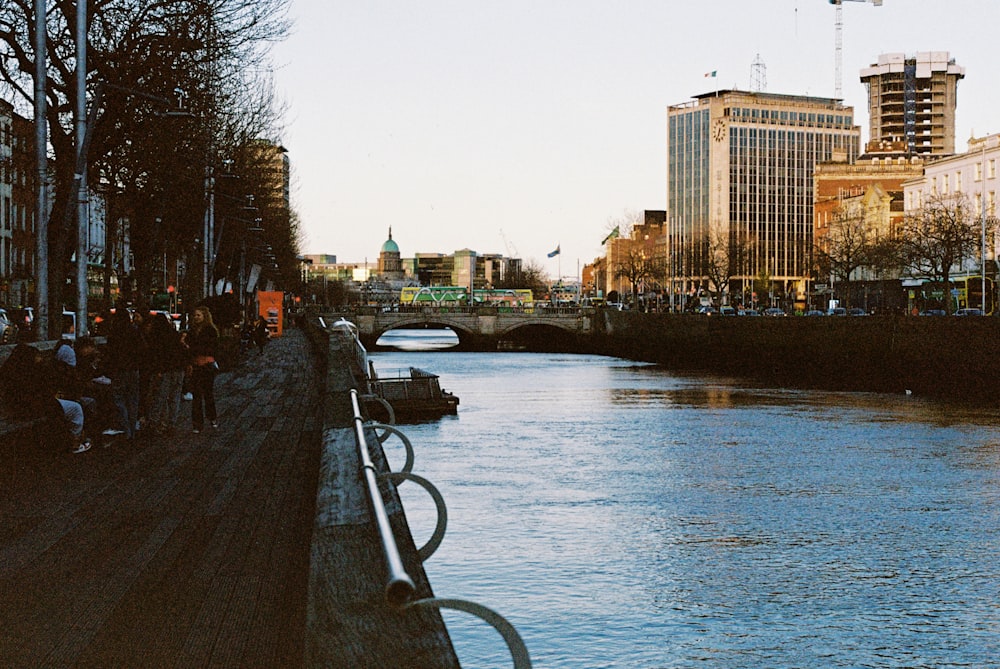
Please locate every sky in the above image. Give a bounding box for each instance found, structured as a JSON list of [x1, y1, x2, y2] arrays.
[[271, 0, 1000, 279]]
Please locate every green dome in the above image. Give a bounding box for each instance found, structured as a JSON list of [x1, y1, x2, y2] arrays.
[[381, 237, 399, 254]]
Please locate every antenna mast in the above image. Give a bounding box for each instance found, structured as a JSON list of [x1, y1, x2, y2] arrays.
[[751, 53, 767, 93]]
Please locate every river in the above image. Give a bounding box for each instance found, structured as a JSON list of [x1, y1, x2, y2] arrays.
[[372, 329, 1000, 669]]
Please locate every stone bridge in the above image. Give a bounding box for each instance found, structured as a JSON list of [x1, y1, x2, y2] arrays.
[[332, 305, 599, 350]]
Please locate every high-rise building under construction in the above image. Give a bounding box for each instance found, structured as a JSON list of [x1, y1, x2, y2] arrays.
[[860, 52, 964, 156]]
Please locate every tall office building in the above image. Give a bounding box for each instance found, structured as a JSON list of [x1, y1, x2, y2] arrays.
[[860, 52, 964, 157], [666, 90, 860, 307]]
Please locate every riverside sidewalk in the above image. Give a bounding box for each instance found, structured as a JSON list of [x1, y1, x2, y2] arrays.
[[0, 328, 322, 667]]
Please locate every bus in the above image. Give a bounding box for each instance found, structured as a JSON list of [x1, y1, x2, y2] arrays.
[[399, 286, 533, 307], [399, 286, 469, 305], [910, 276, 995, 315]]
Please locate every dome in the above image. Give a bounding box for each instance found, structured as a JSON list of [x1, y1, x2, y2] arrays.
[[380, 227, 399, 254]]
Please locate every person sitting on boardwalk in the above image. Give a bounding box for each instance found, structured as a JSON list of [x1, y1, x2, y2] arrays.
[[183, 305, 220, 434], [1, 343, 91, 453]]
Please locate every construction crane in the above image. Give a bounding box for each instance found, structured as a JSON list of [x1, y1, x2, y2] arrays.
[[499, 229, 518, 258], [830, 0, 883, 100]]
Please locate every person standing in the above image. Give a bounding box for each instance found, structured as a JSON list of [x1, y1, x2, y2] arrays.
[[104, 308, 142, 442], [253, 315, 269, 354], [146, 313, 187, 435], [184, 305, 220, 434]]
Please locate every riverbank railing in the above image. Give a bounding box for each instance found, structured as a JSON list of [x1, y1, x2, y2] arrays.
[[347, 387, 532, 668]]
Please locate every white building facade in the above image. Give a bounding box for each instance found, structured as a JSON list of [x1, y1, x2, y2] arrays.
[[903, 133, 1000, 278]]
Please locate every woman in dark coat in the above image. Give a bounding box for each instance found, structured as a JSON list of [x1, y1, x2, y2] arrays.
[[183, 306, 220, 433]]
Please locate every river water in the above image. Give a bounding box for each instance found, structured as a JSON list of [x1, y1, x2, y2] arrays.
[[372, 329, 1000, 669]]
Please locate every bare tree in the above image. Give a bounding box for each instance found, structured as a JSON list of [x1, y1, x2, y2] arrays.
[[604, 208, 643, 244], [0, 0, 290, 326], [815, 205, 872, 308], [613, 249, 665, 307], [703, 229, 734, 304], [898, 192, 993, 314]]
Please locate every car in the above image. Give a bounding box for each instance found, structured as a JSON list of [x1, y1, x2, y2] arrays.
[[0, 308, 17, 344], [697, 306, 718, 315], [954, 308, 984, 316], [805, 310, 826, 317], [919, 309, 947, 317], [763, 307, 786, 317], [847, 308, 868, 317], [719, 306, 737, 316], [739, 308, 760, 316], [828, 307, 847, 316]]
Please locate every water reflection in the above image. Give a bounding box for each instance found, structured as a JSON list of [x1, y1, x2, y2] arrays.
[[372, 344, 1000, 668], [376, 327, 459, 351]]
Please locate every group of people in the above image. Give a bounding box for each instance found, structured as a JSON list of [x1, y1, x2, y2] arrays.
[[0, 304, 225, 454]]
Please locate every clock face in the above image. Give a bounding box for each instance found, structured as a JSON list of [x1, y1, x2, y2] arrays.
[[713, 119, 726, 142]]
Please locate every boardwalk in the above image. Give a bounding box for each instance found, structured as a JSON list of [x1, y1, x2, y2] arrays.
[[0, 328, 322, 667]]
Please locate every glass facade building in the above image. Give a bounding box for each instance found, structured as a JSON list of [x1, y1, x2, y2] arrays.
[[667, 90, 860, 307]]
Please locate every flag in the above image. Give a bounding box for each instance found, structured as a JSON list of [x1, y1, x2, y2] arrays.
[[601, 225, 620, 246], [547, 245, 561, 258], [704, 70, 717, 78]]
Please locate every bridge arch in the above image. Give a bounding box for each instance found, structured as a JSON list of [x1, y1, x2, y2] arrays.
[[350, 307, 596, 351]]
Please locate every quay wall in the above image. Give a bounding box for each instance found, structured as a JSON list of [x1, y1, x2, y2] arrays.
[[590, 312, 1000, 402], [301, 319, 460, 668]]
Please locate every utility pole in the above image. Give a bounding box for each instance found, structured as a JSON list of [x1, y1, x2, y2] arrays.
[[76, 0, 89, 336], [34, 0, 48, 340]]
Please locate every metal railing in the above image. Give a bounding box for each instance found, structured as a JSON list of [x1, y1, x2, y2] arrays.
[[348, 389, 532, 668]]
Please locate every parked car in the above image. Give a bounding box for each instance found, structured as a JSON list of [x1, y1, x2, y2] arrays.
[[847, 308, 868, 317], [919, 309, 947, 317], [805, 310, 826, 317], [0, 308, 18, 344], [739, 309, 760, 316], [828, 307, 847, 316], [763, 307, 786, 317], [697, 305, 718, 315], [719, 306, 737, 316], [954, 308, 984, 316]]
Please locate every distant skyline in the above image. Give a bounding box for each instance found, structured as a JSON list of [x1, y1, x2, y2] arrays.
[[271, 0, 1000, 278]]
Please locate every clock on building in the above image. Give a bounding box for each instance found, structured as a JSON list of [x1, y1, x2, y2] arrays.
[[713, 118, 726, 142]]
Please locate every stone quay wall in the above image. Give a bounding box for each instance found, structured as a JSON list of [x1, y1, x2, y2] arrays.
[[589, 312, 1000, 402]]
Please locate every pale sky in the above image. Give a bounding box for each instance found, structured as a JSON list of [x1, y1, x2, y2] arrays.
[[271, 0, 999, 279]]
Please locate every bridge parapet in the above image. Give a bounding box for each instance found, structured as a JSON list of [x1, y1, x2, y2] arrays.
[[331, 305, 597, 350]]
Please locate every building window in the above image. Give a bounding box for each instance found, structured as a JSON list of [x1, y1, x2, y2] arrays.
[[990, 159, 997, 179], [976, 162, 983, 181], [956, 172, 962, 192]]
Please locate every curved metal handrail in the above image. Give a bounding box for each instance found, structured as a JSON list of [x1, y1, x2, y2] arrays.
[[405, 598, 532, 669], [367, 422, 413, 472], [352, 396, 531, 667], [385, 471, 447, 561], [361, 394, 396, 427], [349, 389, 415, 606]]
